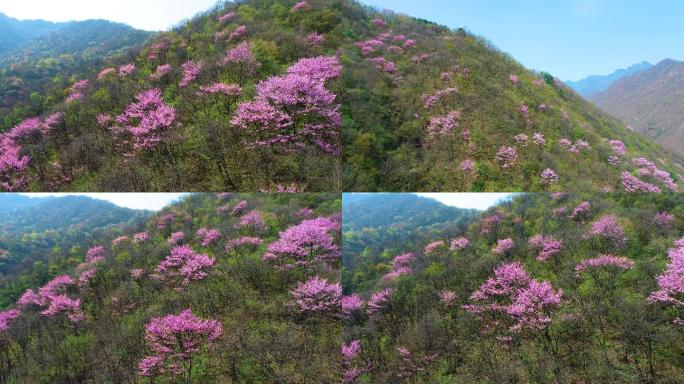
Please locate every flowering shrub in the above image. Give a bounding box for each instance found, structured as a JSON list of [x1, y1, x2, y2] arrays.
[[138, 309, 222, 377], [540, 168, 559, 185], [221, 42, 261, 72], [263, 216, 340, 271], [290, 276, 341, 315], [590, 215, 627, 247], [571, 201, 591, 221], [575, 254, 635, 276], [235, 211, 267, 233], [196, 228, 221, 246], [197, 83, 242, 96], [492, 238, 514, 254], [179, 60, 203, 87], [496, 146, 518, 168], [367, 288, 394, 315], [528, 235, 562, 261], [383, 252, 415, 281], [111, 89, 176, 152], [450, 237, 470, 251], [150, 64, 173, 80], [341, 294, 364, 318], [0, 309, 21, 333], [425, 111, 460, 144], [225, 236, 263, 252], [118, 64, 136, 77], [154, 245, 215, 289], [649, 238, 684, 322], [464, 262, 562, 332]]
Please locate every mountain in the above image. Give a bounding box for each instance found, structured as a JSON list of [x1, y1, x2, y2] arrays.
[[0, 17, 152, 117], [342, 193, 479, 293], [342, 193, 684, 382], [1, 0, 681, 193], [594, 59, 684, 157], [0, 12, 68, 54], [0, 195, 149, 277], [565, 61, 653, 100], [0, 193, 341, 382]]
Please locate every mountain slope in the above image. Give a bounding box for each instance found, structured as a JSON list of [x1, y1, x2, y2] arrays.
[[342, 193, 684, 382], [0, 195, 149, 277], [0, 12, 67, 53], [343, 193, 479, 293], [566, 61, 652, 99], [0, 193, 341, 382], [594, 59, 684, 157], [0, 19, 152, 117], [2, 0, 681, 192]]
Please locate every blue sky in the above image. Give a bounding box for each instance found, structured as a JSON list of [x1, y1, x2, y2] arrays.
[[362, 0, 684, 80], [22, 193, 187, 210]]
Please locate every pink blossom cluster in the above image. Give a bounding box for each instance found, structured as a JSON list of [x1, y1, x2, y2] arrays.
[[78, 269, 97, 287], [229, 25, 247, 40], [112, 236, 129, 246], [235, 210, 267, 233], [231, 200, 248, 215], [97, 68, 116, 80], [168, 231, 185, 245], [85, 245, 106, 263], [218, 11, 236, 24], [154, 245, 215, 289], [342, 340, 361, 360], [197, 83, 242, 96], [571, 201, 591, 221], [540, 168, 559, 185], [290, 276, 341, 315], [150, 64, 173, 80], [18, 275, 84, 323], [608, 140, 627, 156], [632, 157, 677, 191], [157, 212, 176, 229], [147, 39, 169, 60], [480, 213, 503, 235], [0, 308, 21, 333], [225, 236, 263, 252], [221, 43, 261, 73], [439, 290, 458, 307], [383, 252, 415, 281], [496, 146, 518, 168], [367, 288, 394, 315], [514, 134, 528, 146], [492, 238, 514, 255], [590, 215, 627, 247], [371, 18, 388, 28], [111, 89, 176, 151], [292, 1, 310, 11], [450, 237, 470, 251], [459, 159, 475, 175], [341, 294, 364, 318], [179, 60, 203, 87], [424, 241, 445, 254], [607, 156, 621, 166], [621, 172, 661, 193], [575, 254, 635, 276], [196, 228, 221, 246], [533, 132, 545, 146], [263, 216, 340, 271], [648, 238, 684, 318], [118, 64, 136, 77], [66, 79, 89, 103], [421, 87, 457, 109], [509, 74, 519, 86], [134, 232, 150, 243], [0, 118, 43, 190], [367, 57, 396, 73], [425, 110, 461, 144], [232, 56, 342, 155], [528, 235, 563, 261], [131, 269, 145, 279], [138, 309, 222, 377], [355, 39, 384, 56], [464, 262, 562, 332], [654, 212, 675, 228], [306, 32, 325, 46]]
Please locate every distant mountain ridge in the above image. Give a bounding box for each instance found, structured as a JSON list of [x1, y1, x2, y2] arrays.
[[566, 61, 653, 99], [0, 12, 68, 54]]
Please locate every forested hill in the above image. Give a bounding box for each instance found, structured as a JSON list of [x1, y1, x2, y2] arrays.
[[0, 193, 342, 383], [342, 193, 479, 293], [0, 17, 153, 117], [341, 193, 684, 382], [0, 195, 149, 280], [1, 0, 682, 192]]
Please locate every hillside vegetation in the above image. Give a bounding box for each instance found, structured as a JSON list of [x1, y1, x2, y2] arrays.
[[342, 193, 684, 382], [0, 193, 341, 383], [2, 0, 682, 192]]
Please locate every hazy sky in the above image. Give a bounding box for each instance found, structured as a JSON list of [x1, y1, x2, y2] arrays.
[[362, 0, 684, 80], [416, 193, 513, 210], [21, 193, 187, 210], [0, 0, 219, 31]]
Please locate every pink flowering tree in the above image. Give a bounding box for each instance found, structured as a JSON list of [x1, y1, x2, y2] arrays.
[[290, 276, 341, 317], [17, 275, 85, 324], [154, 245, 215, 290], [234, 210, 268, 234], [138, 309, 222, 381], [110, 89, 177, 154], [649, 238, 684, 323], [590, 215, 628, 249], [262, 216, 340, 272], [231, 56, 342, 157], [463, 262, 562, 335]]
